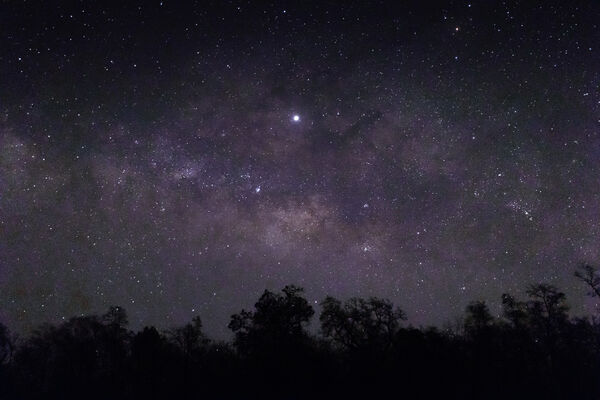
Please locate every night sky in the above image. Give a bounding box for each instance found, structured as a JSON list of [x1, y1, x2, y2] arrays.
[[1, 0, 600, 338]]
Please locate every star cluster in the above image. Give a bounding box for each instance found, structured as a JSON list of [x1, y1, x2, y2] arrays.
[[1, 1, 599, 338]]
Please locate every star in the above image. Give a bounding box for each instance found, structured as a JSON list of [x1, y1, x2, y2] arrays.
[[1, 0, 597, 342]]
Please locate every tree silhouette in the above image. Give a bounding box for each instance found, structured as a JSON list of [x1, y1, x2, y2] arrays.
[[320, 296, 405, 351], [501, 293, 528, 329], [130, 326, 170, 398], [227, 285, 317, 398], [575, 264, 600, 299], [99, 306, 131, 395], [167, 316, 207, 357], [229, 285, 314, 355], [526, 283, 569, 329], [464, 300, 494, 337]]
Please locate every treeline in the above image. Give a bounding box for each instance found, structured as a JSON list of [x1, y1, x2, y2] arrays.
[[1, 266, 600, 399]]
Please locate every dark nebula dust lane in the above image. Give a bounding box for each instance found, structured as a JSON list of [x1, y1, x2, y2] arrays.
[[1, 0, 599, 338]]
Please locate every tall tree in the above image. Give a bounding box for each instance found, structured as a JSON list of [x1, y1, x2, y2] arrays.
[[501, 293, 528, 329], [526, 284, 569, 324], [229, 285, 314, 355], [464, 300, 494, 337], [167, 316, 207, 357], [320, 296, 405, 351]]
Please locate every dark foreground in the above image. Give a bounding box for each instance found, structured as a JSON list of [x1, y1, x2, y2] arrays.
[[1, 269, 600, 399]]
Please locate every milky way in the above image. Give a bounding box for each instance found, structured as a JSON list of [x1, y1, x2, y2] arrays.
[[1, 1, 600, 338]]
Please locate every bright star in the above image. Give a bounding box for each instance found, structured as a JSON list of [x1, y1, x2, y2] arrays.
[[292, 114, 300, 122]]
